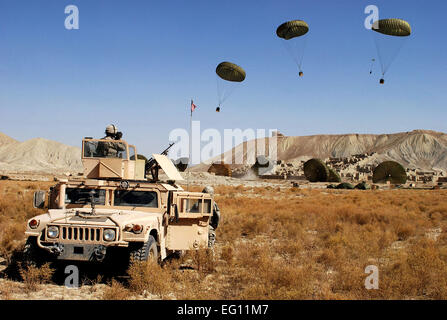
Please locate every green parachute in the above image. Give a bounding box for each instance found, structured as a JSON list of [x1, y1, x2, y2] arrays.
[[215, 62, 246, 112], [328, 167, 342, 183], [372, 161, 407, 184], [371, 18, 411, 84], [276, 20, 309, 77], [304, 158, 341, 183], [276, 20, 309, 40], [303, 158, 329, 182], [372, 19, 411, 37], [216, 62, 246, 82]]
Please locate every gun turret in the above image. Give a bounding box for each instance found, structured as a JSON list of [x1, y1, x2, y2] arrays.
[[145, 142, 175, 181]]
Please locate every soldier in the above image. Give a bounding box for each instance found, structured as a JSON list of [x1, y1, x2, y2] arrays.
[[202, 186, 220, 248], [97, 125, 126, 158]]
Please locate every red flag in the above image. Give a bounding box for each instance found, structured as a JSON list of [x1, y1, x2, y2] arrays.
[[191, 100, 197, 112]]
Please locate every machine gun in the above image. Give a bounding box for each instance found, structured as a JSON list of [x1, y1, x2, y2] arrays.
[[145, 142, 175, 181]]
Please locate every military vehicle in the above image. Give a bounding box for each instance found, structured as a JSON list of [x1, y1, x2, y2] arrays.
[[24, 134, 217, 266]]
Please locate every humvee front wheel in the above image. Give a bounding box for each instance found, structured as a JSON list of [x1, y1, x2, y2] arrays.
[[129, 236, 159, 263], [23, 237, 42, 267]]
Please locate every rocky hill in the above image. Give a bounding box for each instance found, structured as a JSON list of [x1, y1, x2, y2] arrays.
[[0, 133, 82, 174], [0, 132, 18, 147], [194, 130, 447, 172]]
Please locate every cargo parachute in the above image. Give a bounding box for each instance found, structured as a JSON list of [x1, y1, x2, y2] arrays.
[[215, 61, 246, 112]]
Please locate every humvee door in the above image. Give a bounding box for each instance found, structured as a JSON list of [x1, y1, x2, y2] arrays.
[[166, 192, 212, 250]]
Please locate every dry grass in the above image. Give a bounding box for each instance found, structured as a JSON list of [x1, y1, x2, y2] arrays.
[[2, 180, 447, 299], [0, 180, 51, 262], [189, 248, 216, 274], [19, 263, 54, 293], [180, 185, 447, 299], [102, 279, 131, 300], [0, 280, 14, 300], [127, 261, 172, 298]]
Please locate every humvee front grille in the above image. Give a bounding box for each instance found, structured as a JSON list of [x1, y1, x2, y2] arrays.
[[61, 226, 102, 242], [46, 225, 118, 243]]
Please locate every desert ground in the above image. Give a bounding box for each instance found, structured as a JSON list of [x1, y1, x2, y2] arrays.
[[1, 178, 447, 300]]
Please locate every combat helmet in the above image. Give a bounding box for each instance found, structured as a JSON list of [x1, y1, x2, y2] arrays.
[[202, 186, 214, 196], [105, 124, 118, 136]]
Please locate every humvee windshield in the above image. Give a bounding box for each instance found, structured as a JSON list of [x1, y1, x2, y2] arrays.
[[65, 188, 106, 205], [83, 140, 127, 159], [114, 190, 158, 208]]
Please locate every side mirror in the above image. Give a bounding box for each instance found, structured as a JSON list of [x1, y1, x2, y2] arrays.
[[33, 191, 46, 209]]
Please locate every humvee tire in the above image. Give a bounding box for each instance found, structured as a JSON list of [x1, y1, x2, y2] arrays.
[[23, 237, 42, 267], [129, 235, 158, 263]]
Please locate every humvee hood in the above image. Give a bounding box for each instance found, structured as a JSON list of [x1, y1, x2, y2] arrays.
[[46, 208, 160, 227]]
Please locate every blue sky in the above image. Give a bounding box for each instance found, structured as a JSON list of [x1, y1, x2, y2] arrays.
[[0, 0, 446, 156]]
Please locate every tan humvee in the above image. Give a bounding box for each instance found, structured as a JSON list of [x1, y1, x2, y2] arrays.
[[24, 138, 215, 264]]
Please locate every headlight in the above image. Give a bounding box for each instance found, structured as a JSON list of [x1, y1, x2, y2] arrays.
[[103, 229, 116, 241], [47, 226, 59, 238]]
